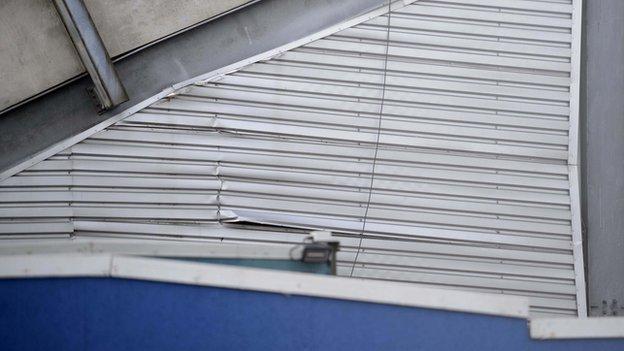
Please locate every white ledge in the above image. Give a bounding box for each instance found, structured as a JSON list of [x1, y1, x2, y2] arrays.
[[0, 253, 529, 318], [531, 317, 624, 339]]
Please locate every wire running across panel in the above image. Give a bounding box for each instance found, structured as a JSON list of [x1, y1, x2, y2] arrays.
[[0, 0, 579, 317]]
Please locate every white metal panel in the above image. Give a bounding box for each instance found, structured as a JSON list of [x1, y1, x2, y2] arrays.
[[0, 0, 583, 316]]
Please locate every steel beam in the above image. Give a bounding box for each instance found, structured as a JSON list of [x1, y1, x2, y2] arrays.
[[52, 0, 128, 110], [0, 0, 382, 179]]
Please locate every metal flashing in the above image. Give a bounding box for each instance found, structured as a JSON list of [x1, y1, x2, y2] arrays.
[[0, 253, 530, 318], [568, 0, 587, 317], [531, 316, 624, 339]]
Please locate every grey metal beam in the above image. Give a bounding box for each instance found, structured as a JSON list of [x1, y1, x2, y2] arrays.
[[52, 0, 128, 110], [0, 0, 255, 114], [0, 0, 383, 178], [582, 0, 624, 316]]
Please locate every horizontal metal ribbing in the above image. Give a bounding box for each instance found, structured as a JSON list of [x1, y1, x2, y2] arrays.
[[0, 0, 579, 316]]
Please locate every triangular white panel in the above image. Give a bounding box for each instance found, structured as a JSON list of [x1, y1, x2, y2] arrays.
[[0, 0, 582, 317]]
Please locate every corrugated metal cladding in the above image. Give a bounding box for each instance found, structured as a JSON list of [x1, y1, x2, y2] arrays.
[[0, 0, 581, 316]]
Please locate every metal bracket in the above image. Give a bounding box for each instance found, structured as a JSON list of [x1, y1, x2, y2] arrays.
[[86, 87, 105, 114]]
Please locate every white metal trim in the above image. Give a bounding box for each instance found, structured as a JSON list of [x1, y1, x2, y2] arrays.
[[569, 165, 588, 317], [0, 237, 302, 259], [568, 0, 588, 317], [0, 253, 529, 318], [531, 317, 624, 339], [569, 0, 583, 167], [0, 254, 111, 278]]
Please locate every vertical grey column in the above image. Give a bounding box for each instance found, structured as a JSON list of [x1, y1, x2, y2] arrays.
[[53, 0, 128, 110], [583, 0, 624, 316]]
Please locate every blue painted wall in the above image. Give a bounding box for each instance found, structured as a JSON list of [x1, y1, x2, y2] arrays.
[[0, 278, 622, 350]]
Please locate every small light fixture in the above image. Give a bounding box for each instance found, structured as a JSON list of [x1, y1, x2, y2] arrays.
[[300, 230, 341, 275], [301, 243, 332, 264]]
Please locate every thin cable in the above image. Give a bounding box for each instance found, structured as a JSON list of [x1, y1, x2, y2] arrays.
[[349, 0, 392, 277]]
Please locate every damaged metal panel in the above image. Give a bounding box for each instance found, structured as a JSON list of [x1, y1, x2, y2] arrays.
[[0, 0, 583, 317]]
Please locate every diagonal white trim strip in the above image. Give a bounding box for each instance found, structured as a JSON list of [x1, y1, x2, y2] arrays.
[[0, 253, 529, 318], [568, 0, 587, 317], [112, 255, 529, 318]]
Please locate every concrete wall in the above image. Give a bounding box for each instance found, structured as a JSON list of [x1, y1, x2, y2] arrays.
[[0, 1, 84, 111], [583, 0, 624, 316], [0, 0, 251, 112]]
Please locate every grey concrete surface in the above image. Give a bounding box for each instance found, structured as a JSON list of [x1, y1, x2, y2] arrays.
[[582, 0, 624, 316], [0, 0, 383, 178], [85, 0, 251, 58], [0, 0, 251, 112], [0, 0, 84, 111]]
